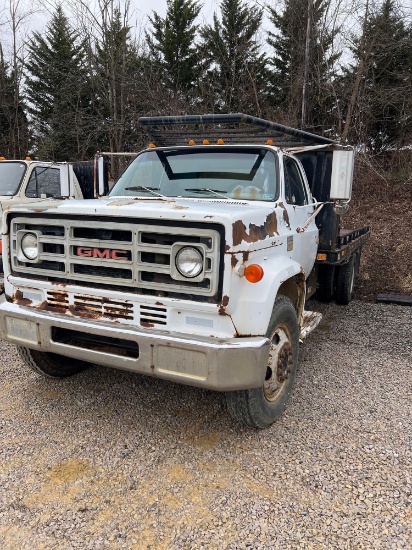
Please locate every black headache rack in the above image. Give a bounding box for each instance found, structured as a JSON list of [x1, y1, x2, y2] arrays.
[[138, 113, 337, 148]]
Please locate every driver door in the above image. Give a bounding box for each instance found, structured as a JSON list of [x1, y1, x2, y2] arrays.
[[282, 154, 318, 278]]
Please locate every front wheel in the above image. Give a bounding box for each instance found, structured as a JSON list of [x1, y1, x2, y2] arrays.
[[225, 296, 299, 429], [17, 347, 89, 378]]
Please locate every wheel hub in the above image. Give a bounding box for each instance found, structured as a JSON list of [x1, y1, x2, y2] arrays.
[[263, 326, 293, 402], [277, 343, 292, 382]]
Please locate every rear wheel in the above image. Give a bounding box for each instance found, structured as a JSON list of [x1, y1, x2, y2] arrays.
[[17, 347, 89, 378], [316, 264, 336, 302], [335, 255, 356, 305], [225, 296, 299, 429]]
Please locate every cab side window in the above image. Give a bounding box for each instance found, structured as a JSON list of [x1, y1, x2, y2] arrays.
[[284, 157, 308, 206], [25, 168, 60, 198]]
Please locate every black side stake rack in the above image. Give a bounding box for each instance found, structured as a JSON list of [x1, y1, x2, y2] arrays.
[[138, 113, 337, 148]]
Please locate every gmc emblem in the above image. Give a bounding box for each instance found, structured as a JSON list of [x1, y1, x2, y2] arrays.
[[76, 247, 129, 261]]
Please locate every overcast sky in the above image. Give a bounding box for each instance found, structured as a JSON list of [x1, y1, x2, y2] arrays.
[[13, 0, 251, 33], [0, 0, 270, 61], [0, 0, 266, 47]]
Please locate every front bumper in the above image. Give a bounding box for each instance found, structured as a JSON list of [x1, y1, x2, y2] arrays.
[[0, 302, 270, 391]]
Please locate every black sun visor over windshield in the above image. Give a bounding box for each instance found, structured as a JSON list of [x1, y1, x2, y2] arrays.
[[156, 148, 267, 182]]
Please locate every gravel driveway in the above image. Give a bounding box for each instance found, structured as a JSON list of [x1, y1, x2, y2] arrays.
[[0, 300, 411, 549]]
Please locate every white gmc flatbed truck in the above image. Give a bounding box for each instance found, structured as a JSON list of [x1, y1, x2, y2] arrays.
[[0, 114, 370, 428]]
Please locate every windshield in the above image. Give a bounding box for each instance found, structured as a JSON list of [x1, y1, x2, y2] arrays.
[[110, 147, 278, 201], [0, 162, 27, 196]]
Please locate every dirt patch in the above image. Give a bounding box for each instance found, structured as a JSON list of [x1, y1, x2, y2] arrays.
[[342, 163, 412, 301], [48, 459, 91, 483]]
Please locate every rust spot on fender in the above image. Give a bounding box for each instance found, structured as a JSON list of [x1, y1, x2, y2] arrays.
[[218, 295, 230, 316], [278, 202, 291, 229], [232, 212, 279, 246], [140, 321, 155, 328], [204, 215, 214, 219], [242, 251, 249, 263], [225, 244, 230, 252], [231, 256, 238, 268]]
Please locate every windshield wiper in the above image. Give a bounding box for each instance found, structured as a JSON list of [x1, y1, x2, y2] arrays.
[[124, 185, 165, 197], [185, 188, 228, 199]]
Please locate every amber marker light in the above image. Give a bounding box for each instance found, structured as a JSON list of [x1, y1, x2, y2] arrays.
[[244, 264, 264, 283], [188, 139, 196, 146], [202, 139, 210, 145], [25, 156, 31, 160], [148, 143, 156, 148], [317, 253, 327, 261], [217, 138, 225, 144], [0, 157, 5, 160], [266, 139, 274, 145]]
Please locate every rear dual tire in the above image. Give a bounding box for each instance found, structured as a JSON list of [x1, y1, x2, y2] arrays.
[[316, 264, 336, 302], [335, 255, 356, 305], [317, 247, 362, 305]]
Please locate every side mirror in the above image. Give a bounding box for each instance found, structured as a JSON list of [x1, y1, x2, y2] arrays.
[[94, 154, 109, 197], [59, 164, 72, 197], [333, 201, 350, 216], [98, 155, 105, 195]]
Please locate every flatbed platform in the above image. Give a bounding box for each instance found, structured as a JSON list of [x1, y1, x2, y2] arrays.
[[317, 226, 370, 265]]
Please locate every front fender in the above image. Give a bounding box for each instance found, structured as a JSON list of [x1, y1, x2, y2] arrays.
[[225, 253, 304, 336]]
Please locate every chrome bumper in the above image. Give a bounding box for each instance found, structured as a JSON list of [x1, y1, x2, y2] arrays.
[[0, 302, 270, 391]]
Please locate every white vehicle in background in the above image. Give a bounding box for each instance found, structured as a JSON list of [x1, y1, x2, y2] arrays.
[[0, 158, 89, 259]]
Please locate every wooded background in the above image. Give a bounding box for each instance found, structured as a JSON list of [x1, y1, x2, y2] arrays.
[[0, 0, 410, 164]]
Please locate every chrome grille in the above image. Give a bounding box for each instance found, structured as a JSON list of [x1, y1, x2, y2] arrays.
[[11, 217, 221, 298]]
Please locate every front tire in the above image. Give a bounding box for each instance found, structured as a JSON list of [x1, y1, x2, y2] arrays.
[[17, 347, 89, 378], [225, 296, 299, 429]]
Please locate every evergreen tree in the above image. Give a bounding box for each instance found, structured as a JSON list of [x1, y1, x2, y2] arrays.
[[91, 6, 142, 155], [267, 0, 340, 132], [25, 5, 90, 160], [348, 0, 412, 152], [200, 0, 268, 114], [0, 44, 30, 158], [146, 0, 202, 97]]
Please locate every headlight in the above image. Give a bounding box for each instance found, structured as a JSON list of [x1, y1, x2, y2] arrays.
[[175, 246, 203, 278], [21, 233, 39, 260]]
